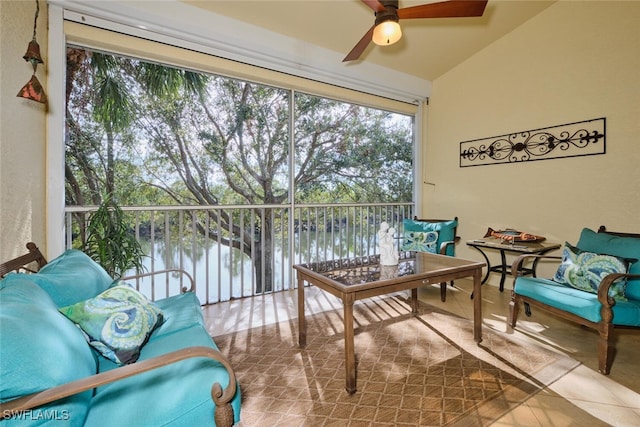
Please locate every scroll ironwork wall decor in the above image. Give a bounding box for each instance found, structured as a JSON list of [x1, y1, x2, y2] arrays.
[[459, 118, 605, 167]]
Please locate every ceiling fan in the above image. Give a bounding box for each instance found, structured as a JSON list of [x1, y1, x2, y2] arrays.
[[343, 0, 488, 62]]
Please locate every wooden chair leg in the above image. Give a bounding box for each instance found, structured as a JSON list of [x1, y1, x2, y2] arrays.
[[598, 323, 614, 375], [440, 282, 447, 302], [508, 293, 520, 328]]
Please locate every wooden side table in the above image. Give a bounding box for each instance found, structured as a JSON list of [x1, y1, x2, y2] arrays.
[[466, 238, 561, 291]]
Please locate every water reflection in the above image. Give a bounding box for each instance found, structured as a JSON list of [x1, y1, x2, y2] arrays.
[[129, 230, 384, 303]]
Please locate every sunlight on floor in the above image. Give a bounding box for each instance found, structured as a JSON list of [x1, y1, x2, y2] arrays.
[[203, 278, 640, 426]]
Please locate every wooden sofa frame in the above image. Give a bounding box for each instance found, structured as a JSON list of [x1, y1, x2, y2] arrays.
[[0, 243, 237, 426], [0, 242, 47, 277], [508, 226, 640, 375]]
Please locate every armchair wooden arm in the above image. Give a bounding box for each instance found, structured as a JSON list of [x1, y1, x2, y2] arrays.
[[597, 272, 640, 314], [511, 254, 562, 280], [439, 236, 460, 256], [0, 346, 237, 427]]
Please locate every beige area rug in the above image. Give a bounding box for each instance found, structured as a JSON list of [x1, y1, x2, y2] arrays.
[[215, 296, 579, 426]]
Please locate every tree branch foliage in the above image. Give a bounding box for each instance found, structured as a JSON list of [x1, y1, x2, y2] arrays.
[[64, 48, 413, 290]]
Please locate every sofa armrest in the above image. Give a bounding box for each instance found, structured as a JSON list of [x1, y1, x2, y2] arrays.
[[597, 273, 640, 329], [0, 242, 47, 278], [0, 346, 237, 427], [598, 273, 640, 307], [121, 268, 195, 293]]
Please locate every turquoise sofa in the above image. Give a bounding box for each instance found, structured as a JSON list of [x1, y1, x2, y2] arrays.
[[0, 247, 240, 426], [509, 226, 640, 375]]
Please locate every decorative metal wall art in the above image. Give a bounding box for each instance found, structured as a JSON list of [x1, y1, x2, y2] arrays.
[[459, 117, 605, 167]]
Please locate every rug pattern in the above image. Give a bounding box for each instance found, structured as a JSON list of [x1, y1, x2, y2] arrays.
[[215, 296, 578, 426]]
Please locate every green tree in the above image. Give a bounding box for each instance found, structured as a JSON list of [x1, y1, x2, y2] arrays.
[[65, 48, 413, 293]]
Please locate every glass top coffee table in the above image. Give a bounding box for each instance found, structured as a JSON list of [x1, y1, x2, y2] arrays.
[[293, 251, 485, 394]]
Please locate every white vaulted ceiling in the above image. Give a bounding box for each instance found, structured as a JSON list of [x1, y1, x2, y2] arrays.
[[184, 0, 555, 81], [56, 0, 555, 101]]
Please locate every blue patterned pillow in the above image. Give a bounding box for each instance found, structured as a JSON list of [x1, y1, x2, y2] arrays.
[[401, 218, 457, 255], [553, 242, 631, 301], [402, 230, 439, 253], [59, 282, 163, 364]]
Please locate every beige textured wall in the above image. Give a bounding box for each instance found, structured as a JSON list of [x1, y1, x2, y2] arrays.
[[1, 1, 638, 276], [424, 1, 640, 283], [0, 1, 48, 261]]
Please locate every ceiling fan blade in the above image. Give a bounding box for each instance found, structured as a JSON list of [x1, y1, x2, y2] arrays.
[[343, 25, 375, 62], [398, 0, 488, 20], [360, 0, 386, 13]]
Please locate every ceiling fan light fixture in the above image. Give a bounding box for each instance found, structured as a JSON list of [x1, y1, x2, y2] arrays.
[[345, 0, 488, 62], [372, 19, 402, 46]]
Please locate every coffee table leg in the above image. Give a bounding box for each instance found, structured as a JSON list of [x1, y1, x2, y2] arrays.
[[473, 269, 483, 343], [411, 288, 418, 314], [297, 273, 306, 347], [343, 295, 356, 394]]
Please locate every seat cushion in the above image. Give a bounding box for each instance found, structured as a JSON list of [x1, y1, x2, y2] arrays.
[[577, 228, 640, 301], [87, 325, 241, 426], [515, 276, 640, 326], [26, 249, 114, 307], [402, 218, 457, 256], [153, 292, 207, 337], [0, 275, 97, 426], [95, 292, 206, 373]]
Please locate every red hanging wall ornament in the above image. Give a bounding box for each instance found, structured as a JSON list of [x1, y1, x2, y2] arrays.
[[17, 0, 47, 104]]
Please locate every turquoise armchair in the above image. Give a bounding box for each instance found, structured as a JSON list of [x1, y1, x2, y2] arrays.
[[402, 216, 459, 301], [509, 226, 640, 375]]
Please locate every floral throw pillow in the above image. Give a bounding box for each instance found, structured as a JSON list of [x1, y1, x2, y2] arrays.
[[59, 282, 164, 364], [402, 231, 439, 253], [401, 218, 457, 255], [553, 242, 632, 301]]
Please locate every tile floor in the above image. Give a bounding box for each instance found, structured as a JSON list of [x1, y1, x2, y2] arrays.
[[203, 279, 640, 426]]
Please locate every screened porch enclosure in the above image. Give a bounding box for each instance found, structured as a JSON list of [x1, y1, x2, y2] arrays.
[[63, 36, 418, 306]]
